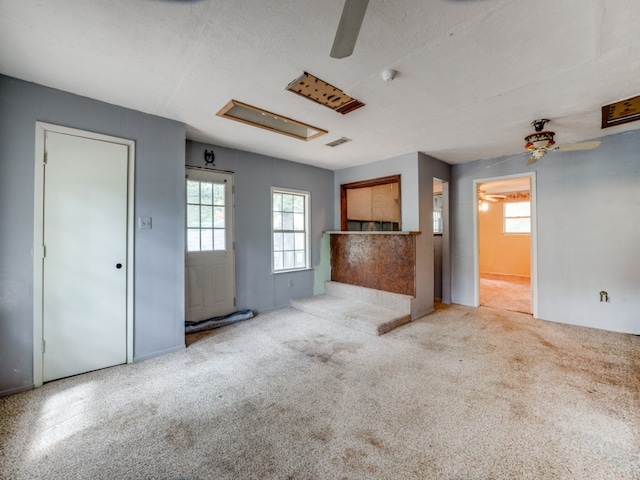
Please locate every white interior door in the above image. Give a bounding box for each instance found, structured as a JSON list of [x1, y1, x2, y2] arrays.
[[42, 131, 129, 382], [185, 169, 235, 322]]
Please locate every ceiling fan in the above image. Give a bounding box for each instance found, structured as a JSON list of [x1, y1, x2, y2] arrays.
[[489, 119, 602, 168], [330, 0, 370, 59], [479, 191, 506, 203]]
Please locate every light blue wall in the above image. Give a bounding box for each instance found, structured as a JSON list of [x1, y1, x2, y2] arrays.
[[451, 129, 640, 334], [0, 75, 186, 395], [417, 153, 452, 314], [186, 141, 334, 313]]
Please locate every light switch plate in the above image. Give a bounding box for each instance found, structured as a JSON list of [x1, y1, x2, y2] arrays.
[[138, 217, 152, 229]]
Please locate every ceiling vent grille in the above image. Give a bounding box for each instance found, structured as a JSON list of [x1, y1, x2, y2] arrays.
[[286, 72, 364, 115], [326, 137, 352, 147], [602, 94, 640, 128]]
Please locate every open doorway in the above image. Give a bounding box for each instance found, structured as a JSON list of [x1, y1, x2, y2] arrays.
[[433, 178, 451, 304], [433, 179, 444, 301], [474, 174, 536, 315]]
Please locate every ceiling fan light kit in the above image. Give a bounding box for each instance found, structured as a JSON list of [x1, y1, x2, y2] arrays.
[[524, 119, 555, 150]]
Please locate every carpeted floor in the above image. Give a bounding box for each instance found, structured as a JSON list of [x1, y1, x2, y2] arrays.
[[480, 273, 531, 314], [1, 304, 639, 479]]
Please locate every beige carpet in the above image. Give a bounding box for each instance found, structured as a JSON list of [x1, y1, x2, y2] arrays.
[[480, 273, 531, 314], [1, 304, 639, 479]]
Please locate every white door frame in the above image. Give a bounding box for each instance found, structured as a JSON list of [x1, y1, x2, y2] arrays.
[[472, 172, 538, 317], [33, 122, 135, 387]]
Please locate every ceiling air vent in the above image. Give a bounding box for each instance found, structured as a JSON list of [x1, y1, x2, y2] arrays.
[[602, 94, 640, 128], [216, 100, 327, 141], [326, 137, 352, 147], [286, 72, 364, 115]]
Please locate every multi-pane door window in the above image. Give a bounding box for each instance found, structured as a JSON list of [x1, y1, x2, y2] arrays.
[[272, 188, 309, 272], [187, 180, 226, 251], [504, 201, 531, 234]]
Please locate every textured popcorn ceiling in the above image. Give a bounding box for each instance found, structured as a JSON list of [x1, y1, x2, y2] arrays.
[[1, 0, 639, 169]]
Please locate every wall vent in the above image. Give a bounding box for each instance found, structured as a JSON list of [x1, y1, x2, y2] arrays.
[[326, 137, 352, 147], [216, 100, 327, 141], [286, 72, 364, 115]]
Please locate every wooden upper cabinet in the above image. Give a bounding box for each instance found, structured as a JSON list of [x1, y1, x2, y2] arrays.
[[341, 175, 401, 230]]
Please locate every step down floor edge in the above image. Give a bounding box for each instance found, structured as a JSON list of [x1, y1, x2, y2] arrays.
[[291, 294, 411, 336]]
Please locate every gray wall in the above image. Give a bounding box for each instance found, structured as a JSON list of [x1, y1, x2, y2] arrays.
[[451, 129, 640, 334], [186, 141, 334, 313], [416, 153, 452, 315], [434, 235, 443, 299], [0, 75, 186, 396]]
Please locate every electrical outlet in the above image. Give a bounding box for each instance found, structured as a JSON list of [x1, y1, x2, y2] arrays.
[[138, 217, 152, 229]]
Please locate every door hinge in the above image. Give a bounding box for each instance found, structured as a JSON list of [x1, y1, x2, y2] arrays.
[[42, 245, 46, 258], [43, 151, 48, 164], [42, 339, 46, 354], [234, 297, 236, 307]]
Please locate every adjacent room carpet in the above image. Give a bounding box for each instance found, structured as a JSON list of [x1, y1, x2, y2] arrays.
[[480, 272, 531, 314], [1, 304, 639, 479]]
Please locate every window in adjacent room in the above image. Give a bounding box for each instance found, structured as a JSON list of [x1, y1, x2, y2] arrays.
[[433, 194, 443, 234], [272, 188, 310, 272], [504, 201, 531, 234]]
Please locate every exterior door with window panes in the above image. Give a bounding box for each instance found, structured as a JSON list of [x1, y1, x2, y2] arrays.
[[185, 169, 235, 322]]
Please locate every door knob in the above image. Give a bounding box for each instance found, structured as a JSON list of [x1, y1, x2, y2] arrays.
[[116, 263, 122, 269]]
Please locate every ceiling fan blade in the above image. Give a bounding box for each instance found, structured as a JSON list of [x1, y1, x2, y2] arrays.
[[554, 140, 602, 152], [524, 155, 538, 166], [330, 0, 369, 59], [483, 196, 498, 203]]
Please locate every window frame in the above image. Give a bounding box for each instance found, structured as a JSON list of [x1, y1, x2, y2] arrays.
[[186, 178, 228, 252], [433, 194, 443, 234], [271, 187, 311, 273], [503, 200, 531, 234]]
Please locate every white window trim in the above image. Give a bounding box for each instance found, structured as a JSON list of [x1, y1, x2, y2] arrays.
[[503, 201, 531, 234], [271, 186, 311, 274]]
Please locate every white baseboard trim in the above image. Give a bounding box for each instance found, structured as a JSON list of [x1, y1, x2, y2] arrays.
[[134, 345, 185, 363]]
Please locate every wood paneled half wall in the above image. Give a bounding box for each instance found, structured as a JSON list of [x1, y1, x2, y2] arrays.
[[329, 232, 417, 296]]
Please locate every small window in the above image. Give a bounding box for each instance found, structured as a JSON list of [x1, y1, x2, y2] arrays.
[[187, 179, 226, 251], [272, 188, 310, 272], [504, 201, 531, 234], [433, 194, 443, 234]]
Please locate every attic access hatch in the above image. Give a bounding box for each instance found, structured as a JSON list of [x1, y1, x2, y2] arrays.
[[286, 72, 364, 115], [216, 100, 327, 141]]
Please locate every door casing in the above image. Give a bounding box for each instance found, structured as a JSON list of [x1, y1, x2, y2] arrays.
[[472, 172, 538, 317], [33, 122, 135, 388]]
